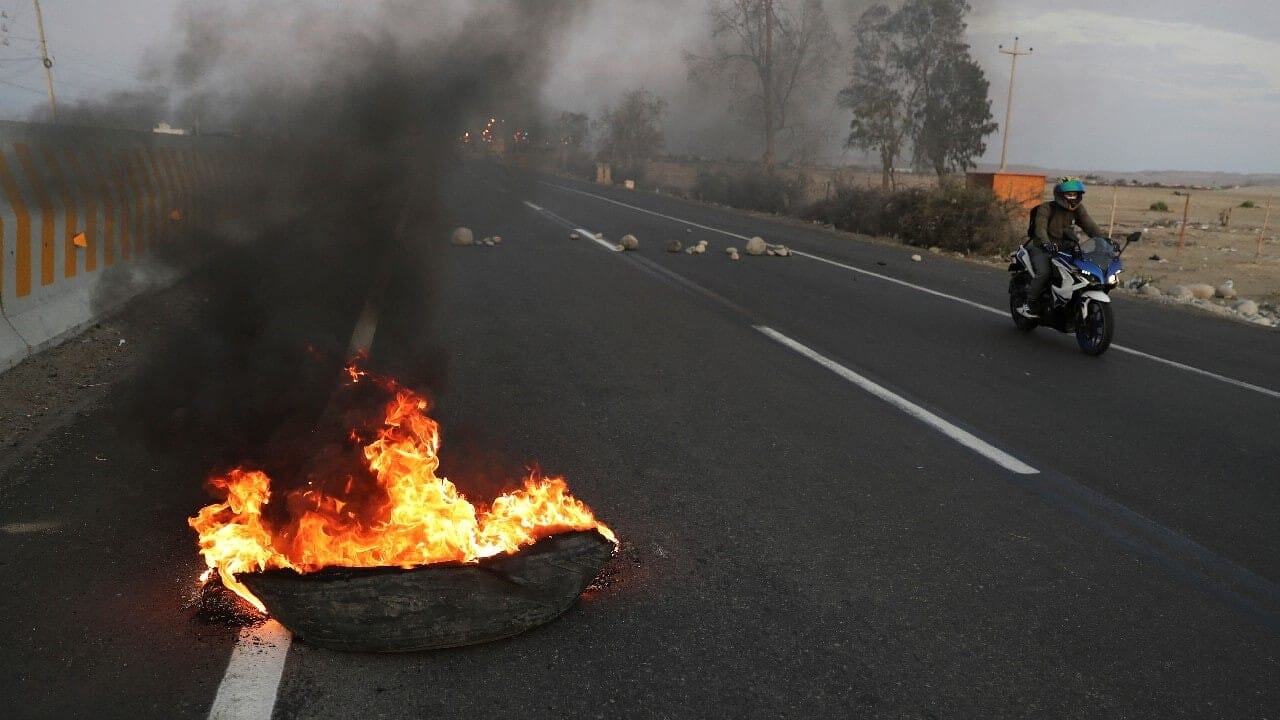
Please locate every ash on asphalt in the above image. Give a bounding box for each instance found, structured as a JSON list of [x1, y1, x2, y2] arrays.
[[186, 576, 266, 628], [584, 543, 642, 594]]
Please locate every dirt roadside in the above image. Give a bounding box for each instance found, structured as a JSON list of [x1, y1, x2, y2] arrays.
[[0, 280, 202, 475], [1083, 184, 1278, 304]]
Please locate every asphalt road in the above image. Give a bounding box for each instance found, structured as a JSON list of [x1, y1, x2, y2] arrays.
[[1, 161, 1277, 719]]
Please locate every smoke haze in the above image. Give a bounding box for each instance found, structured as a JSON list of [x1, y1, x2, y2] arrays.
[[106, 1, 582, 479]]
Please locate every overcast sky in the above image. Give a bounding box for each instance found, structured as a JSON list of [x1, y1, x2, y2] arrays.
[[1, 0, 1277, 174]]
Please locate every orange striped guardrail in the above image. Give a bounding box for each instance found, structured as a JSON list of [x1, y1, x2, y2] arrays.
[[1, 120, 243, 370]]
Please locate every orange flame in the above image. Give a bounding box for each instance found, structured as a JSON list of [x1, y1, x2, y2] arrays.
[[189, 370, 615, 612]]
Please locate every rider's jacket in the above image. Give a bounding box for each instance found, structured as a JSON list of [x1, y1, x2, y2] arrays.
[[1029, 201, 1102, 249]]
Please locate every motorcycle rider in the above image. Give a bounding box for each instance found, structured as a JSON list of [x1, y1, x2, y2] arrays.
[[1017, 177, 1103, 318]]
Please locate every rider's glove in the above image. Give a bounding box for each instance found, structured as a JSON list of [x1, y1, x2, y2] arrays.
[[1042, 241, 1057, 253]]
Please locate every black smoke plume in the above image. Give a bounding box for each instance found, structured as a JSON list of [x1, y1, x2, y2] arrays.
[[105, 1, 580, 480]]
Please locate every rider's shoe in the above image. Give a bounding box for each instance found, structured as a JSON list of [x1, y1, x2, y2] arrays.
[[1016, 303, 1039, 318]]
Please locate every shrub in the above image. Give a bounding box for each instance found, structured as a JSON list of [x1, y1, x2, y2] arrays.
[[1150, 201, 1169, 212], [896, 184, 1022, 254], [611, 162, 647, 187], [799, 185, 924, 238], [564, 153, 596, 182], [1240, 200, 1257, 208], [692, 170, 733, 205], [691, 169, 806, 214], [799, 183, 1018, 254]]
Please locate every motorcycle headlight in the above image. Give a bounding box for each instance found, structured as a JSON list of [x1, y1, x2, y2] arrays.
[[1107, 273, 1120, 285]]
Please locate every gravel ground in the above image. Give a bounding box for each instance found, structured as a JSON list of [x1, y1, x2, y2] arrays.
[[0, 281, 201, 471]]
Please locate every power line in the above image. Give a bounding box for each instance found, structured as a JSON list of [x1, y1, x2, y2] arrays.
[[47, 40, 138, 75], [1, 2, 33, 25], [50, 54, 132, 85], [0, 58, 39, 80], [0, 74, 41, 94]]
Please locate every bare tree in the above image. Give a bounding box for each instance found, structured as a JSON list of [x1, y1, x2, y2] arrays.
[[555, 110, 590, 170], [597, 88, 668, 176], [556, 111, 590, 149], [686, 0, 838, 172]]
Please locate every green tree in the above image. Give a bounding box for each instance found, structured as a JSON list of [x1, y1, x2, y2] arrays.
[[556, 111, 589, 150], [898, 0, 995, 176], [912, 53, 997, 176], [837, 5, 909, 190], [838, 0, 996, 186], [685, 0, 838, 172], [597, 88, 668, 174]]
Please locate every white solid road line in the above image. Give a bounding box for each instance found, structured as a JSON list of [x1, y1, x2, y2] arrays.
[[208, 621, 290, 720], [756, 325, 1040, 475], [539, 181, 1280, 402], [529, 194, 1039, 475], [548, 182, 754, 241], [788, 249, 1007, 318], [533, 186, 1280, 631], [794, 250, 1280, 400], [1109, 344, 1280, 400]]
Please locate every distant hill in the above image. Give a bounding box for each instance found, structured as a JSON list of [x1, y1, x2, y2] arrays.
[[974, 164, 1280, 189]]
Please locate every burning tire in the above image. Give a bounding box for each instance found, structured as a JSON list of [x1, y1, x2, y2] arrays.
[[238, 530, 614, 652], [189, 362, 619, 651]]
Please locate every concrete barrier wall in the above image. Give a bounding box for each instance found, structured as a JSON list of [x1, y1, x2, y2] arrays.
[[0, 120, 241, 371]]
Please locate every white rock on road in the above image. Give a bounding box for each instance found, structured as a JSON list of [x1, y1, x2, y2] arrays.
[[745, 236, 767, 256], [451, 227, 474, 246], [619, 234, 639, 251], [1215, 280, 1237, 299]]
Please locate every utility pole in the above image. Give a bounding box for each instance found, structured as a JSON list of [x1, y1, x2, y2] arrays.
[[33, 0, 56, 122], [997, 37, 1032, 172], [761, 0, 775, 173]]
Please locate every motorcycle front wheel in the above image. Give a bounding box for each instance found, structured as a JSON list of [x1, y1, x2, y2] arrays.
[[1076, 301, 1114, 355]]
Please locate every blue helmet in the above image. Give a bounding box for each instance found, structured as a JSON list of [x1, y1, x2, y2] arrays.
[[1054, 176, 1086, 210]]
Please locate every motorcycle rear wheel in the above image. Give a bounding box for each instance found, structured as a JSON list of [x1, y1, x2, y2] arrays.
[[1076, 301, 1114, 355], [1008, 275, 1038, 332]]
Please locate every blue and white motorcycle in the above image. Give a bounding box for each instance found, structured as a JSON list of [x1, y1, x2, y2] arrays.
[[1008, 229, 1142, 356]]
